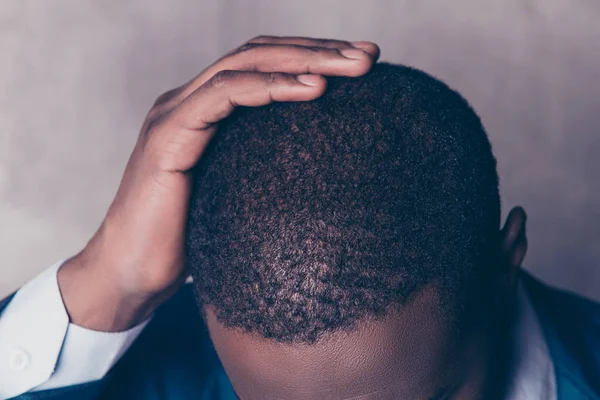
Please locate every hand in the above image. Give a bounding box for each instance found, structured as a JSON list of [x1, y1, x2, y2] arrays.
[[57, 36, 380, 332]]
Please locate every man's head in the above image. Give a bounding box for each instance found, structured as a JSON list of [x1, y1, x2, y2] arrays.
[[186, 63, 528, 399]]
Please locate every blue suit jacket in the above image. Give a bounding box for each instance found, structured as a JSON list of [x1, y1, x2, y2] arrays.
[[3, 273, 599, 400]]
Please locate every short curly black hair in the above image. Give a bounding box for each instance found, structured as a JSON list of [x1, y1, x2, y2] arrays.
[[186, 63, 501, 344]]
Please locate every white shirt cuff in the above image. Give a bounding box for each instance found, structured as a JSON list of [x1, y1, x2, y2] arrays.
[[33, 308, 150, 391], [0, 260, 150, 398]]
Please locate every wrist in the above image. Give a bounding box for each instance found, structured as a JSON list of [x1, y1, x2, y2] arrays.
[[57, 253, 161, 332]]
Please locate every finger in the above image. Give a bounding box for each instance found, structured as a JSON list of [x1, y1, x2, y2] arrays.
[[247, 35, 380, 59], [217, 44, 373, 76], [179, 43, 374, 100], [150, 71, 326, 172], [177, 71, 326, 128]]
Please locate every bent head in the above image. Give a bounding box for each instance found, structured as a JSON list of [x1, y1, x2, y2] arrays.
[[186, 64, 528, 399]]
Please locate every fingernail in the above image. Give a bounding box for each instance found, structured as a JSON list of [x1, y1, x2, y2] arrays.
[[340, 48, 367, 60], [296, 74, 321, 86], [351, 41, 374, 50]]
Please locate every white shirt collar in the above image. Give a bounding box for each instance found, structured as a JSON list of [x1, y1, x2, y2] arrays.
[[504, 281, 556, 400]]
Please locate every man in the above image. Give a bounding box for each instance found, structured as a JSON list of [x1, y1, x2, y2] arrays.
[[0, 36, 598, 400]]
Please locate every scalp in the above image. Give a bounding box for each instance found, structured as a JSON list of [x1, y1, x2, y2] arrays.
[[186, 63, 501, 343]]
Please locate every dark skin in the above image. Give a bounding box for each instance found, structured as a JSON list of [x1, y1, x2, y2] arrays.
[[58, 36, 379, 332], [55, 35, 529, 399], [205, 207, 528, 400]]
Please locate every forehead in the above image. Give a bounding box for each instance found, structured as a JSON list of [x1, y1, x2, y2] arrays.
[[205, 285, 462, 399]]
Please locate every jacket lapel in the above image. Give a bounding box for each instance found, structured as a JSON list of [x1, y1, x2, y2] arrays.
[[0, 292, 17, 314], [521, 271, 600, 399]]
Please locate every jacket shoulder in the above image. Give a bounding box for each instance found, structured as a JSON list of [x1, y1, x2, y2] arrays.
[[0, 292, 17, 313], [522, 272, 600, 399], [101, 284, 230, 398]]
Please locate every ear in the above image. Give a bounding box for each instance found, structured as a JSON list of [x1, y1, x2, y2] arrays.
[[499, 206, 528, 291]]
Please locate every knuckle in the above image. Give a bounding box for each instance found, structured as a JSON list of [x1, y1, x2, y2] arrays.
[[235, 42, 260, 54], [316, 38, 348, 48], [153, 87, 180, 106], [209, 70, 236, 89], [303, 45, 321, 53], [145, 108, 164, 123], [337, 39, 353, 47], [145, 104, 174, 130], [263, 72, 279, 85], [147, 112, 169, 133]]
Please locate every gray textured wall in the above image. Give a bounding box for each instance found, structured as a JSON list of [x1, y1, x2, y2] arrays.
[[1, 0, 599, 300]]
